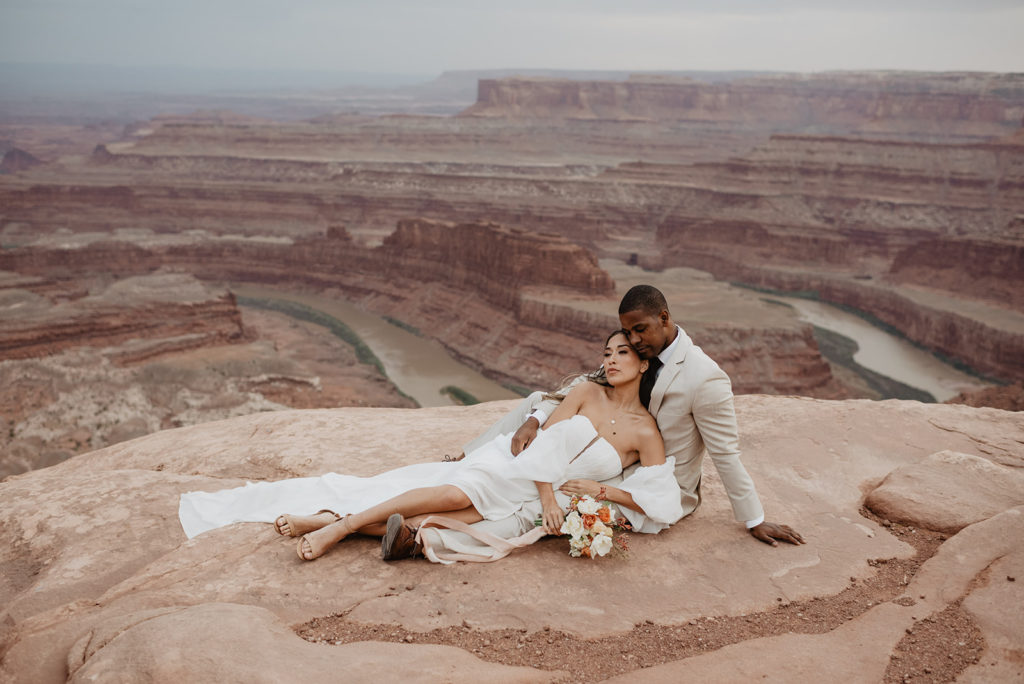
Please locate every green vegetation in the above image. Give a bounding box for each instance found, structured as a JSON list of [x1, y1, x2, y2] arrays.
[[383, 316, 422, 337], [502, 383, 534, 398], [440, 385, 480, 406]]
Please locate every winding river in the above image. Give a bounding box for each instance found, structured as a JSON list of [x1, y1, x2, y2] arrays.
[[234, 284, 989, 406], [769, 295, 991, 401], [231, 284, 519, 408]]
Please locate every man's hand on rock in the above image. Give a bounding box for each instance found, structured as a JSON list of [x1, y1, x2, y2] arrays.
[[511, 417, 540, 455], [749, 521, 805, 547]]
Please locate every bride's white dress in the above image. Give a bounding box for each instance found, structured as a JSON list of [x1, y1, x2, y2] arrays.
[[178, 414, 683, 540]]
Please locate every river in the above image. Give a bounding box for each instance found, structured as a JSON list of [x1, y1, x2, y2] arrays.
[[231, 285, 520, 407], [769, 295, 991, 401], [233, 284, 988, 405]]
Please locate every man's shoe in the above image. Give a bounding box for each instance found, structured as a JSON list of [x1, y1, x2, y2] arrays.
[[381, 513, 421, 560]]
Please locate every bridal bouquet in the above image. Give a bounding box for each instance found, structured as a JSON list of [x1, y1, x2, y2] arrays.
[[558, 494, 631, 559]]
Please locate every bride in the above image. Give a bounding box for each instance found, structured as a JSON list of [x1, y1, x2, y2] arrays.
[[178, 330, 683, 562]]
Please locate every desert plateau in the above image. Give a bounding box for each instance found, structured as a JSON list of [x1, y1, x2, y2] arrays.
[[2, 52, 1023, 684]]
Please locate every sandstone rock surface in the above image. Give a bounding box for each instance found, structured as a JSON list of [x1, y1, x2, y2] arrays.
[[0, 273, 414, 477], [865, 450, 1024, 533], [66, 603, 554, 684], [1, 397, 1022, 682]]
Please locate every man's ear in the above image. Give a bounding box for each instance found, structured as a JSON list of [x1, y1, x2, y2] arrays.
[[659, 310, 670, 326]]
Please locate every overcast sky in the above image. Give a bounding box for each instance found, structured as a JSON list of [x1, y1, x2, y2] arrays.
[[2, 1, 1022, 77]]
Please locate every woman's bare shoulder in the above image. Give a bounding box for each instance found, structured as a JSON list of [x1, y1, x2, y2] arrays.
[[632, 411, 660, 432], [567, 380, 603, 400], [636, 415, 666, 465]]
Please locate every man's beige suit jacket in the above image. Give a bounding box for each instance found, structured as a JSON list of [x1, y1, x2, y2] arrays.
[[649, 329, 763, 523]]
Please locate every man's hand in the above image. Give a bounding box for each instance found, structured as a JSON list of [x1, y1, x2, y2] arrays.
[[749, 521, 805, 547], [511, 417, 540, 456], [540, 500, 566, 535]]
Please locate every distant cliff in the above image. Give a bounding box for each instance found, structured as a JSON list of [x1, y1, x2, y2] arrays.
[[463, 72, 1024, 139]]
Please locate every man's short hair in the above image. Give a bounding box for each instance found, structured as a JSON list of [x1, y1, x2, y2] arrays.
[[618, 285, 670, 317]]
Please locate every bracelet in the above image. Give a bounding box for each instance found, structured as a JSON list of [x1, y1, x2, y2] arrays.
[[596, 486, 607, 501]]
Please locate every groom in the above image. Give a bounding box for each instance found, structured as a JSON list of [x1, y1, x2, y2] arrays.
[[397, 285, 803, 561]]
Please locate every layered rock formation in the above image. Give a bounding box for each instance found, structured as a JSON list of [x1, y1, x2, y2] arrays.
[[378, 218, 614, 302], [2, 70, 1019, 400], [0, 147, 42, 174], [947, 380, 1024, 412], [0, 271, 245, 362], [887, 238, 1024, 310], [2, 398, 1022, 682], [465, 72, 1024, 139], [0, 271, 415, 477], [645, 132, 1024, 381], [0, 223, 842, 397]]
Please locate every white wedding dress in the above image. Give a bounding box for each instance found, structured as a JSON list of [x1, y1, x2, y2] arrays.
[[178, 414, 683, 540]]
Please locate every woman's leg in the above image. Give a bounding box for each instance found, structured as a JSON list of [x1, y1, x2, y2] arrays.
[[405, 506, 483, 529], [274, 511, 338, 537], [297, 485, 475, 560], [354, 506, 483, 537]]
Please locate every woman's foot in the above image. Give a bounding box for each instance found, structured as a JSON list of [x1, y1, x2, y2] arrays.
[[296, 516, 353, 561], [274, 511, 339, 537]]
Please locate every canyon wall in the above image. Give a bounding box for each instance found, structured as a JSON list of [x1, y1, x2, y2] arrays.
[[0, 221, 843, 398], [4, 130, 1021, 382], [887, 238, 1024, 309], [641, 131, 1024, 381], [0, 272, 245, 362], [465, 73, 1024, 139], [380, 218, 615, 303], [650, 250, 1023, 381], [3, 71, 1021, 391]]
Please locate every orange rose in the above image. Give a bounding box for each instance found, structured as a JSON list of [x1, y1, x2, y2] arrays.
[[581, 546, 591, 558], [597, 507, 611, 523], [581, 513, 597, 529]]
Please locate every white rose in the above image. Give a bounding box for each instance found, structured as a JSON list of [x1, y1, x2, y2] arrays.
[[577, 496, 601, 515], [590, 533, 613, 557], [592, 520, 611, 537], [561, 512, 584, 537]]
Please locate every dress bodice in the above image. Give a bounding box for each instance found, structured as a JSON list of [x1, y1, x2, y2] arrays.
[[562, 425, 623, 484]]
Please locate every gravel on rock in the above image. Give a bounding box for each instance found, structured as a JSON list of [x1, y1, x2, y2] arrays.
[[296, 511, 985, 682]]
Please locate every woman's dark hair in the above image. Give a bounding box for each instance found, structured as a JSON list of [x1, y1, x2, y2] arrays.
[[542, 329, 636, 400]]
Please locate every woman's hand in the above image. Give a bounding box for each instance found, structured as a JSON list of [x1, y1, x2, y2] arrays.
[[540, 500, 565, 535], [559, 479, 603, 498]]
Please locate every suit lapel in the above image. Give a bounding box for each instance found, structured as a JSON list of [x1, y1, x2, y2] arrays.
[[648, 329, 692, 416]]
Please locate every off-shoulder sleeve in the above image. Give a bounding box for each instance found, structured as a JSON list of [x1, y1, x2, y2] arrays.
[[617, 457, 684, 534]]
